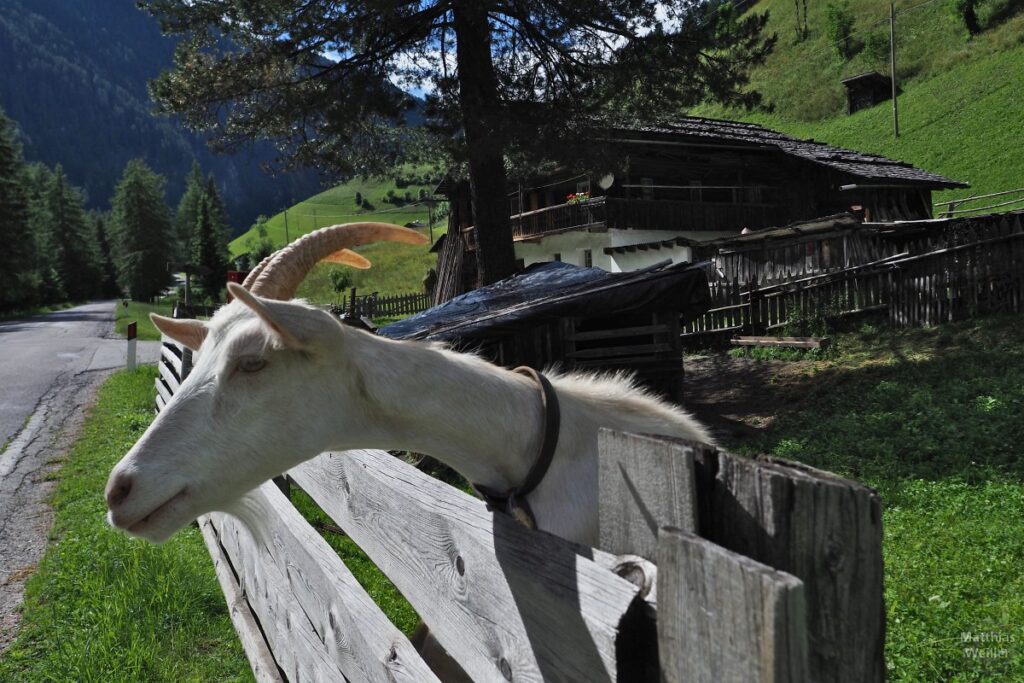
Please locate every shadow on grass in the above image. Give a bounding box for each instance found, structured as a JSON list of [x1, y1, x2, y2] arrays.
[[740, 314, 1024, 501], [985, 0, 1024, 29]]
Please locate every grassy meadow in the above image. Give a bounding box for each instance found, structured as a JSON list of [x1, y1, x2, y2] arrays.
[[694, 0, 1024, 207], [0, 368, 252, 683], [228, 175, 445, 305], [729, 314, 1024, 680], [114, 300, 175, 341]]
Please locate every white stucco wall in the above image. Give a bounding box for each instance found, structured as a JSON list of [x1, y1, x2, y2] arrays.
[[514, 228, 733, 272]]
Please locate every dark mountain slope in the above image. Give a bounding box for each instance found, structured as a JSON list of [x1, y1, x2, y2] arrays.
[[0, 0, 320, 231]]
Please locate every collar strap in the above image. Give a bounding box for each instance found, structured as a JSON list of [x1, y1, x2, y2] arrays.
[[472, 366, 561, 529]]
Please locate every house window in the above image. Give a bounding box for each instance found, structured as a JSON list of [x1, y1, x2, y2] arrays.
[[641, 178, 654, 200], [577, 179, 590, 195], [553, 253, 562, 262], [583, 249, 593, 268]]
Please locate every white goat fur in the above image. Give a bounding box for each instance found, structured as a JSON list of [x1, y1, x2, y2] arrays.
[[106, 285, 713, 546]]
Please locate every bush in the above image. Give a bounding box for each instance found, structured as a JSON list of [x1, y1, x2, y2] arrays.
[[329, 269, 353, 293], [953, 0, 983, 35], [863, 31, 890, 64], [826, 0, 857, 60]]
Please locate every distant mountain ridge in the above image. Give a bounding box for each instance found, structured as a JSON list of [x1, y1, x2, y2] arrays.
[[0, 0, 322, 232]]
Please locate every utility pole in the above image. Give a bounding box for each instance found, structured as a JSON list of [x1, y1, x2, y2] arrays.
[[890, 2, 900, 138], [427, 199, 434, 244], [283, 209, 290, 244]]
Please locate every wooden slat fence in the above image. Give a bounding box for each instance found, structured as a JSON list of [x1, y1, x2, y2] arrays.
[[156, 343, 885, 682], [684, 214, 1024, 341], [335, 290, 432, 320]]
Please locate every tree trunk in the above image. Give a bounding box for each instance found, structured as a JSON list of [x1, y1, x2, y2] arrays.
[[453, 1, 516, 286]]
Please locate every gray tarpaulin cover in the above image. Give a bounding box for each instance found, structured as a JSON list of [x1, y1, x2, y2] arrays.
[[379, 260, 711, 342]]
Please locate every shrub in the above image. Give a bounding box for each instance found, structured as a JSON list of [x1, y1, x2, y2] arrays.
[[863, 31, 890, 64], [329, 269, 353, 293], [826, 0, 857, 60], [953, 0, 983, 35]]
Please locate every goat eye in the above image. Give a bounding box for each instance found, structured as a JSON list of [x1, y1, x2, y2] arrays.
[[237, 357, 267, 374]]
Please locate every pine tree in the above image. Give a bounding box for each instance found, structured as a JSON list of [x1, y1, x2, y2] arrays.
[[0, 109, 38, 311], [192, 192, 230, 299], [175, 161, 204, 260], [143, 0, 775, 285], [48, 165, 101, 300], [23, 163, 63, 304], [93, 213, 120, 298], [110, 159, 175, 301]]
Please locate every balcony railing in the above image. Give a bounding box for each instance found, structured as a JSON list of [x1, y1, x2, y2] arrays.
[[462, 196, 784, 249]]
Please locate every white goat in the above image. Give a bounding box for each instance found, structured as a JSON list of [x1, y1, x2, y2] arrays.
[[105, 223, 713, 546]]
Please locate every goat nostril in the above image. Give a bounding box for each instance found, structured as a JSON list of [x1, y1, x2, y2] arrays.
[[107, 474, 133, 508]]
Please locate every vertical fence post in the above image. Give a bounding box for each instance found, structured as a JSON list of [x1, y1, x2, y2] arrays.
[[126, 321, 137, 371], [658, 527, 809, 683], [693, 448, 885, 682], [597, 430, 698, 558]]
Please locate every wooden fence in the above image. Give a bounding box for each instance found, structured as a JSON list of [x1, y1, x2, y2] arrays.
[[684, 226, 1024, 341], [155, 339, 885, 682], [335, 290, 432, 320]]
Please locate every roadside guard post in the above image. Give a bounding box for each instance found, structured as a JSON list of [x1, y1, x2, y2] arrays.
[[127, 321, 137, 371]]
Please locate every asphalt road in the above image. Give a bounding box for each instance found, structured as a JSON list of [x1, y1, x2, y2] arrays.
[[0, 301, 160, 650]]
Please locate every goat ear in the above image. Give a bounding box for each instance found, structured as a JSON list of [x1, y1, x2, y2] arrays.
[[150, 314, 208, 351], [227, 282, 305, 349]]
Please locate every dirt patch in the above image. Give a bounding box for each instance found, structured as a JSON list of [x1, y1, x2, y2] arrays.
[[682, 354, 821, 445]]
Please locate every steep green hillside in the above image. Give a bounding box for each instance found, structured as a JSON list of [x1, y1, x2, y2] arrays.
[[695, 0, 1024, 207], [231, 175, 446, 303]]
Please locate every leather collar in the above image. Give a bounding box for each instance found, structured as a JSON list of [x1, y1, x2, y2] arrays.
[[472, 366, 561, 529]]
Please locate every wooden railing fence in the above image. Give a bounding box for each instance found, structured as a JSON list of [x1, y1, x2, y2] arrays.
[[684, 227, 1024, 341], [463, 196, 784, 247], [155, 341, 885, 682], [334, 290, 432, 320]]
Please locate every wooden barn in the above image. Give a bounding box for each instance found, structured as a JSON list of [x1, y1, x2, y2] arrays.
[[435, 116, 965, 301], [381, 260, 711, 402], [841, 71, 894, 114]]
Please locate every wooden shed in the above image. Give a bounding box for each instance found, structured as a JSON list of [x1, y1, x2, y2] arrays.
[[841, 71, 894, 114], [380, 260, 711, 403]]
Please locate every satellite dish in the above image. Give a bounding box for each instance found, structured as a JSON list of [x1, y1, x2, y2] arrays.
[[597, 173, 615, 190]]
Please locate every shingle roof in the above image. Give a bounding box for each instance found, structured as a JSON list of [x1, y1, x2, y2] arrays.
[[619, 117, 967, 189]]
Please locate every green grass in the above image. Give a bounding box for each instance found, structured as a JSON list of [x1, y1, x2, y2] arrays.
[[229, 175, 441, 257], [114, 301, 175, 341], [732, 314, 1024, 681], [229, 175, 446, 305], [293, 224, 442, 305], [0, 368, 252, 682], [288, 489, 421, 636], [694, 0, 1024, 206]]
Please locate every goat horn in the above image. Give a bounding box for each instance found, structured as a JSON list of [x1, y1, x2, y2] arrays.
[[250, 222, 428, 300], [241, 254, 273, 290], [242, 248, 368, 291]]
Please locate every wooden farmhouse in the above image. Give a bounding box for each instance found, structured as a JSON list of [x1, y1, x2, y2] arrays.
[[435, 116, 965, 299]]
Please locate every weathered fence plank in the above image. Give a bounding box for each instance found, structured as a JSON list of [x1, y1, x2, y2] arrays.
[[597, 430, 697, 559], [657, 527, 808, 683], [689, 444, 885, 683], [158, 359, 180, 393], [206, 483, 439, 683], [290, 449, 642, 683], [198, 517, 286, 683]]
